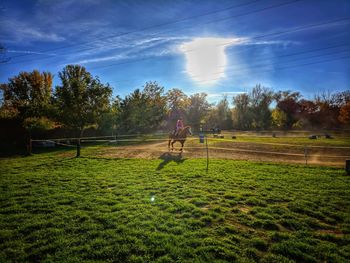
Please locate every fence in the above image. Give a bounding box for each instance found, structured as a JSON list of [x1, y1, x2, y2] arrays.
[[29, 132, 350, 169]]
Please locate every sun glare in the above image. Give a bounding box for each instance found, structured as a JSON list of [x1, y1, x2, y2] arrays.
[[180, 37, 241, 85]]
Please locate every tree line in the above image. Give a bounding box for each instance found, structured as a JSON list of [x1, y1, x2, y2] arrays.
[[0, 65, 349, 148]]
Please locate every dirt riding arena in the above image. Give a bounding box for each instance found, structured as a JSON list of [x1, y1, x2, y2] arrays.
[[90, 136, 350, 167]]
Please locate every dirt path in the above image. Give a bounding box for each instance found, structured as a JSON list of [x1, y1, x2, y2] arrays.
[[92, 139, 349, 167]]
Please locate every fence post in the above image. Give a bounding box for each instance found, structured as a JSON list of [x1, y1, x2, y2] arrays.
[[304, 147, 308, 165], [76, 138, 81, 157], [206, 135, 209, 173], [27, 138, 32, 155]]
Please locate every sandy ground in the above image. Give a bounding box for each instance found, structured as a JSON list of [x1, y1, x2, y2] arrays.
[[90, 139, 349, 167]]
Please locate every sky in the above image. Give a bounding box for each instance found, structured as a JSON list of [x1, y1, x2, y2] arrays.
[[0, 0, 349, 103]]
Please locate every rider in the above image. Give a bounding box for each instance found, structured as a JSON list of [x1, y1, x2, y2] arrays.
[[175, 117, 184, 137]]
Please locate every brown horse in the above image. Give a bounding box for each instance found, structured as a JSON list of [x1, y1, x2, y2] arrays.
[[168, 126, 192, 152]]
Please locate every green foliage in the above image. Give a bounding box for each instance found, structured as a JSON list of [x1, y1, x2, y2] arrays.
[[250, 85, 273, 129], [1, 66, 349, 140], [232, 85, 273, 130], [117, 82, 167, 133], [206, 95, 232, 130], [23, 117, 55, 133], [186, 93, 211, 131], [54, 65, 112, 136], [166, 88, 189, 125], [232, 93, 252, 130]]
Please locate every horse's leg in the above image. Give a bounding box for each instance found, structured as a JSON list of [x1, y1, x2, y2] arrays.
[[180, 140, 184, 152], [168, 138, 171, 151], [171, 140, 175, 151]]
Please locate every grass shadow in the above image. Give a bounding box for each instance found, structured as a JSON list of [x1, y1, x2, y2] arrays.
[[156, 152, 185, 170]]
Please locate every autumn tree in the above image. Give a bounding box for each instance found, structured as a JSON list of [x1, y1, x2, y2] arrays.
[[298, 99, 319, 128], [271, 109, 287, 129], [0, 70, 53, 119], [338, 101, 350, 126], [274, 90, 301, 129], [313, 92, 340, 129], [336, 91, 350, 126], [0, 70, 54, 148]]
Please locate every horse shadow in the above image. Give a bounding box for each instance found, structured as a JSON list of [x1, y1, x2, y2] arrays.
[[156, 152, 185, 170]]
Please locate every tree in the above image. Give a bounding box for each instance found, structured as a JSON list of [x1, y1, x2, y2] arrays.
[[274, 90, 301, 129], [166, 88, 189, 128], [186, 93, 211, 131], [0, 70, 53, 120], [250, 85, 273, 129], [96, 96, 121, 135], [205, 107, 220, 129], [118, 82, 166, 133], [216, 95, 233, 130], [338, 101, 350, 126], [298, 99, 318, 128], [232, 93, 252, 130], [0, 70, 54, 151], [54, 65, 112, 138], [271, 109, 287, 129], [314, 91, 340, 129], [142, 81, 167, 131]]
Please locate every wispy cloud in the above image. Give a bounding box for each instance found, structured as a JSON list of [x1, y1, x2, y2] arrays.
[[8, 50, 56, 56], [243, 40, 300, 46], [68, 35, 187, 65], [1, 19, 65, 43]]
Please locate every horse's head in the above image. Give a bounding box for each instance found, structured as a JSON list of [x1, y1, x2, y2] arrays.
[[185, 126, 192, 136]]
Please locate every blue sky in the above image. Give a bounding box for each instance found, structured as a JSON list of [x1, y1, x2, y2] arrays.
[[1, 0, 349, 103]]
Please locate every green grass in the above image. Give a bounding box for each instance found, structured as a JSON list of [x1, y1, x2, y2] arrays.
[[218, 132, 350, 147], [1, 153, 350, 262]]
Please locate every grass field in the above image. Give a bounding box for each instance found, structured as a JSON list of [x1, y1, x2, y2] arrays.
[[216, 131, 350, 147], [1, 151, 350, 262]]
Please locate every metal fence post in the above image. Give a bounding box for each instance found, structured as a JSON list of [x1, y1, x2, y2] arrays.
[[76, 138, 81, 157]]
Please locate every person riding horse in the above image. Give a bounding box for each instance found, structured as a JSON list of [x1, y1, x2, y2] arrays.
[[169, 118, 192, 152], [174, 117, 184, 137]]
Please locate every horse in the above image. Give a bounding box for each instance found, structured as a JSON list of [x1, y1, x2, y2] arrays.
[[168, 126, 192, 152]]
